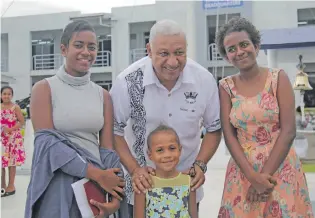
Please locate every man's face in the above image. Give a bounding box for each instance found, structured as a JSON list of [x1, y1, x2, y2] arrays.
[[147, 34, 187, 84]]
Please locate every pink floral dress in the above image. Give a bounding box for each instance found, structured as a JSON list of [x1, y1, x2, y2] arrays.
[[1, 105, 26, 168], [219, 69, 314, 217]]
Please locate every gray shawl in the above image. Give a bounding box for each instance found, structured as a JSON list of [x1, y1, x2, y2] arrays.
[[24, 129, 129, 218]]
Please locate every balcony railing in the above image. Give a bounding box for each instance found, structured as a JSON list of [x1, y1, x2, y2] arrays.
[[33, 50, 112, 70], [208, 43, 223, 61], [33, 54, 63, 71], [1, 57, 8, 72], [94, 51, 111, 67], [130, 48, 147, 63]]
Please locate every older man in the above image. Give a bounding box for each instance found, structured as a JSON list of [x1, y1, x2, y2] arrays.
[[110, 19, 221, 217]]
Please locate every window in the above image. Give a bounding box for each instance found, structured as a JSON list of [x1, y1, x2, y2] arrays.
[[297, 8, 315, 26], [144, 32, 150, 55], [207, 13, 240, 60], [32, 39, 55, 70], [144, 32, 150, 46], [95, 36, 111, 67], [130, 34, 137, 50]]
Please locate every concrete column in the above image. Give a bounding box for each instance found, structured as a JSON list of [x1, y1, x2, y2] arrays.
[[194, 1, 209, 67], [185, 2, 197, 60], [111, 20, 129, 79], [8, 30, 32, 100], [267, 49, 277, 68]]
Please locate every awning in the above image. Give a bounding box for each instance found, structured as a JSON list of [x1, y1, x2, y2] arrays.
[[1, 74, 16, 83], [260, 26, 315, 50], [69, 13, 114, 27]]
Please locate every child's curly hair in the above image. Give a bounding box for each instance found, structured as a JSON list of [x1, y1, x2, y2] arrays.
[[215, 17, 261, 57]]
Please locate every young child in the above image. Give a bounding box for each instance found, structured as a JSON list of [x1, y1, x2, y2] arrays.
[[1, 86, 25, 197], [134, 124, 198, 218]]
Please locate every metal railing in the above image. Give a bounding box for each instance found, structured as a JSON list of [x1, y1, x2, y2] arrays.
[[130, 48, 147, 63], [208, 43, 223, 61], [33, 51, 112, 70], [94, 50, 111, 67], [1, 57, 8, 72], [33, 54, 63, 70]]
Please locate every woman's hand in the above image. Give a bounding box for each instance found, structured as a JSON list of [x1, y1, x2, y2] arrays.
[[246, 184, 274, 202], [249, 172, 276, 194], [87, 165, 125, 201], [3, 127, 12, 134], [90, 198, 120, 218]]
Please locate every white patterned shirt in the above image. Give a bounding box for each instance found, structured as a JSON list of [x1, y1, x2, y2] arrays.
[[110, 56, 221, 204]]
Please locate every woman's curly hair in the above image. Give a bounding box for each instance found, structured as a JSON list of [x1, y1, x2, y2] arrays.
[[215, 17, 261, 57]]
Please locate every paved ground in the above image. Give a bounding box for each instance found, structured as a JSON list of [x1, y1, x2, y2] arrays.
[[1, 121, 315, 217]]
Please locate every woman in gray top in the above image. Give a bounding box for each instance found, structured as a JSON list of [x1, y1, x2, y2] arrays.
[[29, 20, 125, 217]]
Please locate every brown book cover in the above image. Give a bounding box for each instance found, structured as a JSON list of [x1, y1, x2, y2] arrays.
[[83, 181, 107, 217]]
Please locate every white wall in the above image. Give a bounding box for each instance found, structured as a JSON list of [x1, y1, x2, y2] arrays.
[[31, 29, 63, 57], [252, 1, 315, 30], [94, 26, 111, 37], [111, 4, 156, 78], [1, 11, 80, 100], [1, 34, 9, 59], [1, 33, 9, 72], [130, 22, 155, 49]]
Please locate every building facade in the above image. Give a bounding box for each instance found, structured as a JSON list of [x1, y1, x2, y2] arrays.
[[1, 1, 315, 103]]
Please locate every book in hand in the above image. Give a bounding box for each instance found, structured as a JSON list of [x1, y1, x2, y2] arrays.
[[72, 178, 108, 218]]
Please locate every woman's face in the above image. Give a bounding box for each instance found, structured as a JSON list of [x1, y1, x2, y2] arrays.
[[223, 31, 259, 71], [1, 88, 13, 103], [61, 31, 98, 76]]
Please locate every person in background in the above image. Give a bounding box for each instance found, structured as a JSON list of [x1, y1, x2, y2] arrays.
[[134, 124, 198, 218], [1, 86, 26, 197], [110, 19, 221, 217], [217, 17, 314, 217], [25, 20, 127, 218]]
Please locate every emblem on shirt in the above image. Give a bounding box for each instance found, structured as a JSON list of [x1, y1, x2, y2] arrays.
[[184, 92, 198, 104]]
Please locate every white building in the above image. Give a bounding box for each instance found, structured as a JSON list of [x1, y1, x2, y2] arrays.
[[1, 1, 315, 103]]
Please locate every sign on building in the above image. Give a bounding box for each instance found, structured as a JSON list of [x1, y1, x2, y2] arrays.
[[203, 0, 243, 9]]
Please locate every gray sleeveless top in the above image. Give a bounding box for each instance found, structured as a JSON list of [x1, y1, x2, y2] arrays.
[[46, 66, 104, 160]]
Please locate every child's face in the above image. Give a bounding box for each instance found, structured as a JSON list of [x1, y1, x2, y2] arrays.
[[148, 131, 181, 173], [1, 88, 13, 103]]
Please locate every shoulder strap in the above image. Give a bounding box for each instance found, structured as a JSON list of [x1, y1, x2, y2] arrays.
[[219, 77, 236, 98], [264, 69, 273, 93], [270, 68, 281, 95]]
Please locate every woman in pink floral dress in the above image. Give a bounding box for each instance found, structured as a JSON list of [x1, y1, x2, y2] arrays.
[[1, 86, 26, 197], [216, 17, 314, 217]]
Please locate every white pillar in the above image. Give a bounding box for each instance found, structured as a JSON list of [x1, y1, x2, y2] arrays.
[[267, 49, 277, 68], [111, 20, 129, 79], [8, 29, 32, 100], [185, 2, 197, 60]]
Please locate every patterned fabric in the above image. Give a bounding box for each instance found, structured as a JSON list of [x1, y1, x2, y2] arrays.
[[218, 69, 314, 218], [146, 173, 191, 218], [124, 68, 147, 203], [1, 105, 25, 167]]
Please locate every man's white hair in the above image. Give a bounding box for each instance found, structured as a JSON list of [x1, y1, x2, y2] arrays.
[[149, 19, 186, 46]]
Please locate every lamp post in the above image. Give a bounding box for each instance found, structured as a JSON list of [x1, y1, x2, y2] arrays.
[[293, 55, 313, 124]]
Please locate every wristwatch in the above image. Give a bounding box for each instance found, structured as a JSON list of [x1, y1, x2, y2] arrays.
[[193, 160, 207, 173]]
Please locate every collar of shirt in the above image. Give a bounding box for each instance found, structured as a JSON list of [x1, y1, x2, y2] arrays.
[[142, 57, 195, 88]]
